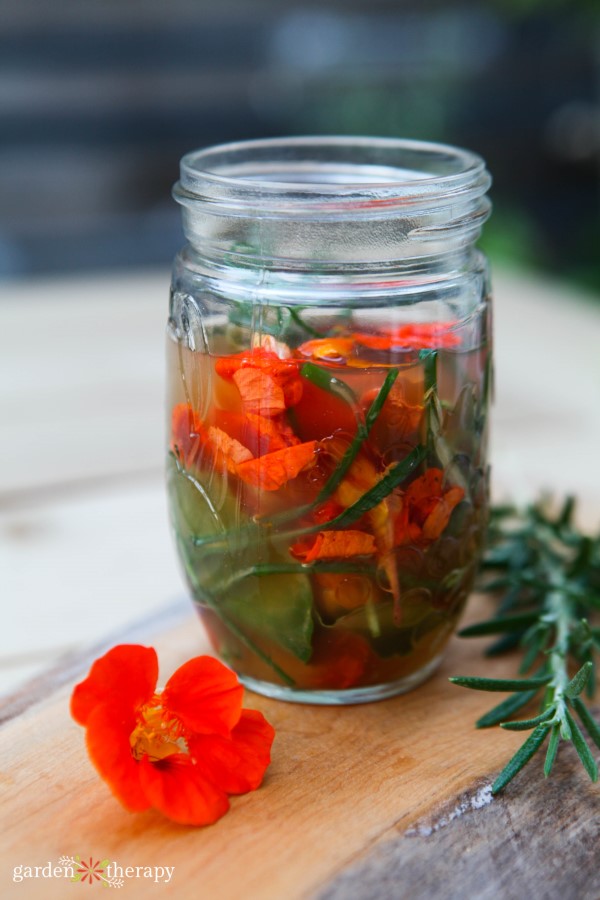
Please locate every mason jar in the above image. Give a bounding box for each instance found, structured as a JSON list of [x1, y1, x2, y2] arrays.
[[167, 136, 492, 704]]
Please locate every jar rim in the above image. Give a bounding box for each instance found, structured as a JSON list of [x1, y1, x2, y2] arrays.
[[174, 135, 490, 214]]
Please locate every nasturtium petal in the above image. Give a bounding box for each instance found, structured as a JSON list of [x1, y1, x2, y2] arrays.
[[297, 337, 355, 364], [207, 425, 253, 473], [84, 704, 149, 812], [292, 530, 376, 563], [422, 485, 465, 540], [138, 755, 230, 826], [244, 413, 299, 455], [163, 656, 243, 737], [70, 644, 158, 726], [236, 441, 317, 491], [227, 710, 275, 790], [189, 709, 275, 795], [233, 368, 287, 417], [171, 403, 208, 469]]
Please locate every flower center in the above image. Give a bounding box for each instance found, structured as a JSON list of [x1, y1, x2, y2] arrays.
[[129, 695, 188, 762]]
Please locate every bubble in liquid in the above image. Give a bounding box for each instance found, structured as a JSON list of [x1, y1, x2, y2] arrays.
[[340, 575, 373, 608], [424, 536, 461, 580], [400, 588, 434, 626], [381, 442, 417, 467], [394, 544, 425, 577]]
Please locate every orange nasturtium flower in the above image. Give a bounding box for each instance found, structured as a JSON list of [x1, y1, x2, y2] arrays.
[[71, 645, 275, 826]]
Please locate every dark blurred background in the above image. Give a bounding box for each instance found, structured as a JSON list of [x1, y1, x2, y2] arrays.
[[1, 0, 599, 291]]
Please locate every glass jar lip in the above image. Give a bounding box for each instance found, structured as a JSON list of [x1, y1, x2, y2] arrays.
[[174, 135, 491, 214]]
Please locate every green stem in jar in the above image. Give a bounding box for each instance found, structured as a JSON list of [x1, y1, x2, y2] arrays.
[[289, 308, 326, 338], [419, 348, 439, 463], [174, 531, 296, 686], [314, 367, 400, 505], [319, 444, 426, 531], [300, 361, 363, 420], [219, 560, 378, 589], [475, 348, 493, 433], [419, 348, 470, 491]]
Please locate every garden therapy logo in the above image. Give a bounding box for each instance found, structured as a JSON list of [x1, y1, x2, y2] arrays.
[[12, 856, 175, 886]]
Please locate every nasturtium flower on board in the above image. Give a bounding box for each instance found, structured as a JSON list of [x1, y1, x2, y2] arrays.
[[71, 645, 275, 826]]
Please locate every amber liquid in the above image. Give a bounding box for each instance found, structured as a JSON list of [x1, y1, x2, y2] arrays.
[[166, 325, 490, 693]]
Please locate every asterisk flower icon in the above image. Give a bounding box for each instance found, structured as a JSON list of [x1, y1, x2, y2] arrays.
[[74, 857, 108, 884]]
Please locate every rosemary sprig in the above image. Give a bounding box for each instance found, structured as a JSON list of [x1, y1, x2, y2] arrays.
[[314, 367, 400, 503], [451, 496, 600, 793]]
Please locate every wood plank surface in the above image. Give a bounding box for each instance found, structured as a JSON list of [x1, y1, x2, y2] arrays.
[[318, 756, 600, 900], [1, 594, 598, 900]]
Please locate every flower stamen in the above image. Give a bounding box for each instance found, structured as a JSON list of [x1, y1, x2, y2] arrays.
[[129, 695, 188, 761]]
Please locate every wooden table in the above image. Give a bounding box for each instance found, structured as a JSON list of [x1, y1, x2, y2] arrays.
[[1, 267, 599, 899]]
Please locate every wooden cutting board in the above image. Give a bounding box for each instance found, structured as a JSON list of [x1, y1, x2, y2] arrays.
[[2, 594, 598, 900]]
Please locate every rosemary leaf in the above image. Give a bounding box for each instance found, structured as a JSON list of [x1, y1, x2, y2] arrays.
[[567, 536, 593, 577], [544, 725, 561, 777], [500, 708, 556, 731], [324, 445, 426, 530], [475, 690, 540, 728], [459, 612, 539, 637], [289, 308, 324, 338], [300, 362, 361, 414], [565, 661, 594, 699], [315, 367, 399, 503], [586, 658, 597, 699], [557, 495, 576, 528], [492, 724, 551, 794], [564, 709, 599, 782], [518, 624, 551, 674], [484, 632, 524, 658], [223, 560, 377, 586], [365, 368, 400, 431], [450, 675, 551, 692], [571, 697, 600, 750]]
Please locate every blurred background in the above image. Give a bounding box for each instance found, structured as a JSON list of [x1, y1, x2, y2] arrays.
[[1, 0, 599, 292]]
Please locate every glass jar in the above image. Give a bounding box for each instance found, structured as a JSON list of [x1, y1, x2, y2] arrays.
[[167, 136, 492, 704]]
